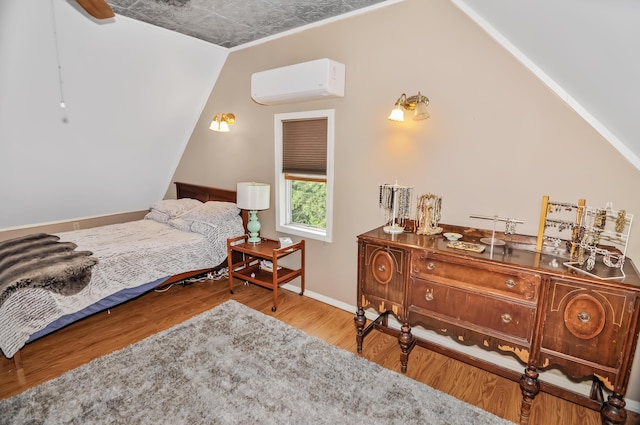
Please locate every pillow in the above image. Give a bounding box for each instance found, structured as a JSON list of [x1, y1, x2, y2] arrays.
[[149, 198, 203, 218], [189, 220, 220, 238], [167, 217, 192, 232], [144, 210, 170, 224], [180, 201, 240, 227], [190, 216, 243, 240]]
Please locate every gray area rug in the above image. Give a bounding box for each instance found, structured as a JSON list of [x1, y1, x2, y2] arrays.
[[0, 300, 515, 424]]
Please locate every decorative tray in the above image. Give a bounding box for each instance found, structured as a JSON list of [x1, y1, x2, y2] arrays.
[[446, 241, 486, 253]]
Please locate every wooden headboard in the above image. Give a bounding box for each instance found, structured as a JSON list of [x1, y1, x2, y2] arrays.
[[174, 182, 248, 230]]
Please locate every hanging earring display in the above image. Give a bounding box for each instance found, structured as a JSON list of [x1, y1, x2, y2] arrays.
[[595, 209, 606, 229], [379, 182, 413, 234], [616, 210, 627, 233], [563, 202, 633, 280], [577, 246, 585, 266], [586, 247, 596, 271], [505, 219, 518, 235], [470, 214, 524, 259]]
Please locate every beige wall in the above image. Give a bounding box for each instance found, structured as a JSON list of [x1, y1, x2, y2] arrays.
[[172, 0, 640, 402]]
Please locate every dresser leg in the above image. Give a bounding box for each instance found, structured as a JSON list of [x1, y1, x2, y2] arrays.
[[398, 323, 415, 373], [354, 308, 367, 353], [600, 393, 627, 425], [519, 366, 540, 425]]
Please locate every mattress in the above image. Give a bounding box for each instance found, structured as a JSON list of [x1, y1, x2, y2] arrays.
[[0, 217, 244, 358]]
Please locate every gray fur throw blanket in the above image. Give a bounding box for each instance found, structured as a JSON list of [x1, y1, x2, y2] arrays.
[[0, 233, 97, 309]]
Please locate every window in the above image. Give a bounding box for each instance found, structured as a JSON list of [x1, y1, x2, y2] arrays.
[[274, 109, 334, 242]]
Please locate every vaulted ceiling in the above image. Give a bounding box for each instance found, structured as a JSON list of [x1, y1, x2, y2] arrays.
[[95, 0, 639, 169]]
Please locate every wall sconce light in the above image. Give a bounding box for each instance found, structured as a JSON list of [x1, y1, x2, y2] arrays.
[[209, 113, 236, 132], [388, 92, 430, 122]]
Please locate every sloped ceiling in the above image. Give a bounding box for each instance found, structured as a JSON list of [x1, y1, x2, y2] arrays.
[[100, 0, 640, 170], [453, 0, 640, 170]]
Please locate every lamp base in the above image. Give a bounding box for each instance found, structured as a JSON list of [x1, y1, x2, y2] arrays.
[[247, 210, 262, 244]]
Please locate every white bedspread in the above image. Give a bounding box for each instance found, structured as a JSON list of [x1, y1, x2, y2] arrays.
[[0, 218, 244, 358]]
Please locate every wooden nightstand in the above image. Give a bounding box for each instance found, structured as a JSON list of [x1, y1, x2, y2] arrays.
[[227, 235, 305, 311]]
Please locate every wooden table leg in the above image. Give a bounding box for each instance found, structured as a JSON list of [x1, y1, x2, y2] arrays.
[[272, 282, 278, 312], [519, 365, 540, 425], [398, 323, 415, 373], [272, 262, 278, 311], [600, 393, 627, 425], [300, 241, 305, 295], [227, 247, 235, 294], [354, 308, 367, 352]]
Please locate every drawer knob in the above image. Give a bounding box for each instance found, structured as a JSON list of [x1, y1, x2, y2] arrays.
[[577, 311, 591, 323], [424, 290, 434, 301], [501, 313, 512, 324], [505, 279, 516, 289], [371, 251, 394, 284], [427, 262, 435, 271], [563, 294, 605, 339]]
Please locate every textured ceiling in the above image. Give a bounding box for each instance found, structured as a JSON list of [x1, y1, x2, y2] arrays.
[[107, 0, 389, 48]]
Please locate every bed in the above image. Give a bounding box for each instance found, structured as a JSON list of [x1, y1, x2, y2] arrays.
[[0, 182, 247, 368]]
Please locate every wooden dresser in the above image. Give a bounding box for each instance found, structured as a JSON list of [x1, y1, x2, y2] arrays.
[[354, 226, 640, 425]]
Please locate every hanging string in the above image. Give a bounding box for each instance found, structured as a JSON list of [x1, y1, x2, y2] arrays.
[[50, 0, 66, 109]]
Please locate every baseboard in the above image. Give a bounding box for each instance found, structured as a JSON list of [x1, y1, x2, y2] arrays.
[[281, 283, 640, 414]]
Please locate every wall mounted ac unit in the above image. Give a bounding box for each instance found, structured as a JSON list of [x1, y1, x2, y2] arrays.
[[251, 58, 345, 105]]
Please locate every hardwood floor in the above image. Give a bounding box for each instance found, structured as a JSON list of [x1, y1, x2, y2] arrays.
[[1, 277, 638, 425]]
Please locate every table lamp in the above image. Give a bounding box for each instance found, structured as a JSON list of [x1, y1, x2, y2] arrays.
[[236, 182, 270, 244]]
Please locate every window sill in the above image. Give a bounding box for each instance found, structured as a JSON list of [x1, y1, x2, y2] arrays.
[[277, 223, 331, 243]]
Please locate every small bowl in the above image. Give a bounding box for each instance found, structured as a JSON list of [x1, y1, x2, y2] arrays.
[[444, 232, 463, 241]]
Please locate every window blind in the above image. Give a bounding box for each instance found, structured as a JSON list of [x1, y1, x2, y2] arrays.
[[282, 118, 327, 175]]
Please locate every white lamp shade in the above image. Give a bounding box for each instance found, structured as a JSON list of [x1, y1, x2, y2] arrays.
[[209, 120, 230, 132], [388, 107, 405, 122], [413, 101, 430, 121], [236, 182, 270, 210]]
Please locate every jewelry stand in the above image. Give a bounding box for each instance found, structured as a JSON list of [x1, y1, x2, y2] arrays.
[[536, 195, 586, 258], [416, 193, 442, 235], [563, 202, 633, 280], [379, 182, 413, 234], [470, 214, 523, 259]]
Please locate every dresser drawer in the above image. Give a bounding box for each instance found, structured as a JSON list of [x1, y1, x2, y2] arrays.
[[410, 277, 536, 341], [411, 251, 540, 302]]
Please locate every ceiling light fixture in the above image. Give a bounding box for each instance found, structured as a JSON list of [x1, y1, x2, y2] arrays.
[[388, 92, 430, 122], [209, 113, 236, 132]]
